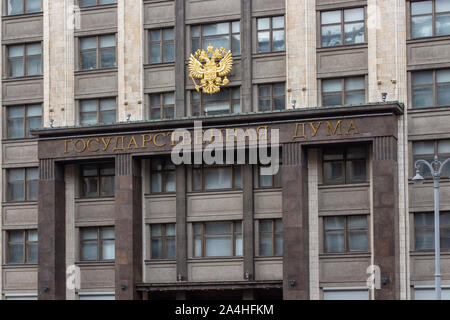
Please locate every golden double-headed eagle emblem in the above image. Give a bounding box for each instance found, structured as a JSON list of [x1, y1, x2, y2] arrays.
[[189, 44, 233, 94]]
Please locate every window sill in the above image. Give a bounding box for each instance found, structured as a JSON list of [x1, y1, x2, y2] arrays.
[[252, 51, 286, 59], [319, 252, 370, 259], [145, 193, 176, 198], [144, 62, 175, 68], [409, 105, 450, 113], [2, 75, 43, 82], [188, 257, 243, 262], [2, 12, 43, 20], [74, 67, 118, 75], [255, 256, 283, 260], [145, 259, 177, 264], [3, 263, 38, 268], [318, 182, 370, 189], [75, 197, 115, 202], [407, 34, 450, 44], [317, 43, 368, 52], [79, 4, 118, 12], [410, 250, 450, 256], [75, 260, 115, 266], [254, 187, 282, 191], [2, 200, 38, 206], [187, 189, 243, 196]]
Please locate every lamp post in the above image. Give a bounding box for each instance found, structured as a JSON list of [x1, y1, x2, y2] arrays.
[[413, 155, 450, 300]]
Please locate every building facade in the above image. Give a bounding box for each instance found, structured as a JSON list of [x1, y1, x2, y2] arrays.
[[0, 0, 449, 300]]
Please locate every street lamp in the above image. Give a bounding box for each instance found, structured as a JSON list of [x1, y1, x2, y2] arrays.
[[413, 155, 450, 300]]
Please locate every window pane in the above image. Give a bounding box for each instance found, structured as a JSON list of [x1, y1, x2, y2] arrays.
[[151, 238, 162, 259], [413, 141, 434, 155], [235, 234, 242, 256], [102, 240, 115, 260], [27, 43, 41, 55], [27, 105, 42, 116], [163, 28, 174, 41], [324, 216, 345, 230], [347, 146, 366, 159], [163, 42, 174, 62], [100, 98, 116, 111], [413, 71, 433, 85], [437, 84, 450, 106], [258, 31, 270, 53], [438, 140, 450, 154], [101, 227, 115, 240], [27, 180, 38, 200], [232, 21, 240, 33], [275, 234, 283, 255], [9, 244, 24, 263], [164, 92, 175, 105], [204, 36, 229, 52], [165, 171, 175, 192], [323, 79, 342, 92], [151, 172, 162, 192], [441, 228, 450, 249], [100, 176, 114, 196], [324, 161, 344, 183], [436, 0, 450, 13], [206, 236, 232, 256], [101, 48, 116, 68], [412, 16, 433, 38], [344, 8, 364, 22], [323, 93, 342, 106], [348, 215, 367, 229], [348, 230, 368, 251], [10, 230, 24, 242], [412, 1, 432, 15], [345, 22, 365, 44], [10, 59, 24, 77], [8, 0, 24, 15], [166, 238, 176, 259], [325, 231, 345, 253], [273, 30, 285, 51], [436, 14, 450, 36], [100, 35, 115, 48], [416, 228, 434, 250], [232, 34, 240, 55], [9, 118, 25, 138], [205, 221, 231, 235], [28, 168, 39, 180], [28, 243, 38, 263], [322, 25, 342, 47], [81, 113, 98, 125], [82, 242, 98, 260], [82, 177, 98, 197], [81, 51, 97, 70], [258, 18, 270, 30], [322, 11, 341, 24], [152, 224, 162, 237], [10, 45, 24, 57], [151, 43, 161, 63], [81, 37, 97, 50], [193, 223, 202, 235], [234, 167, 241, 188], [27, 56, 42, 76], [80, 0, 96, 7], [415, 213, 433, 227], [260, 233, 273, 256], [204, 167, 232, 189], [203, 23, 229, 36], [194, 237, 202, 257], [413, 86, 434, 107], [82, 228, 98, 240], [273, 16, 284, 29], [166, 224, 176, 236], [260, 220, 272, 232], [347, 160, 366, 182], [260, 174, 272, 187], [345, 91, 365, 104]]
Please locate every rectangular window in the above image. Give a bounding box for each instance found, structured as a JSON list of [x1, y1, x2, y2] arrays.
[[7, 230, 38, 264], [149, 92, 175, 120], [79, 0, 116, 7], [191, 87, 241, 116], [7, 168, 38, 202], [80, 35, 116, 70], [324, 215, 368, 253], [7, 0, 41, 15], [258, 165, 282, 188], [412, 69, 450, 108], [411, 0, 450, 38], [7, 105, 42, 139], [149, 28, 175, 64], [150, 158, 175, 193], [258, 83, 286, 111], [193, 221, 242, 257], [193, 165, 241, 191], [323, 145, 367, 185], [80, 163, 115, 198], [322, 77, 365, 106], [259, 219, 283, 256], [79, 98, 116, 125], [257, 16, 285, 53], [415, 212, 450, 251], [191, 21, 240, 55], [80, 227, 115, 261], [150, 224, 176, 259], [8, 43, 42, 78], [321, 8, 365, 47], [413, 140, 450, 178]]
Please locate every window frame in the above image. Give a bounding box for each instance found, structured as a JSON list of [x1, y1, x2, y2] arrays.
[[411, 69, 450, 108], [7, 167, 38, 202], [410, 0, 450, 39], [148, 28, 175, 64], [322, 145, 368, 185], [7, 42, 42, 78], [259, 219, 283, 256], [6, 0, 42, 15], [191, 21, 241, 56], [79, 34, 117, 71], [150, 158, 176, 193], [191, 87, 241, 116], [79, 163, 115, 198], [256, 16, 286, 53], [79, 226, 115, 262], [79, 98, 117, 125], [192, 165, 242, 191], [193, 221, 242, 258], [258, 165, 282, 189], [7, 230, 38, 265], [7, 104, 43, 139], [414, 212, 450, 251], [149, 224, 176, 260], [321, 76, 366, 106], [320, 7, 366, 48], [412, 139, 450, 179], [257, 83, 286, 111], [149, 92, 175, 120], [323, 215, 369, 254]]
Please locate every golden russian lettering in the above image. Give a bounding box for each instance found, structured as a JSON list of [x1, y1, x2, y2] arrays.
[[153, 132, 167, 147], [257, 126, 268, 141], [309, 121, 322, 137], [345, 120, 360, 135], [170, 132, 177, 146], [64, 139, 72, 154], [292, 123, 307, 139], [127, 136, 139, 150], [113, 136, 125, 151], [141, 134, 153, 148], [73, 139, 87, 153], [101, 137, 113, 151], [327, 120, 342, 136], [87, 138, 100, 152]]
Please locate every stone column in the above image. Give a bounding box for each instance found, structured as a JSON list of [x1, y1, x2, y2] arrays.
[[243, 165, 254, 280], [282, 143, 309, 299], [372, 136, 399, 300], [176, 166, 187, 281], [38, 159, 66, 300], [115, 154, 142, 300], [175, 0, 186, 117], [241, 0, 252, 112]]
